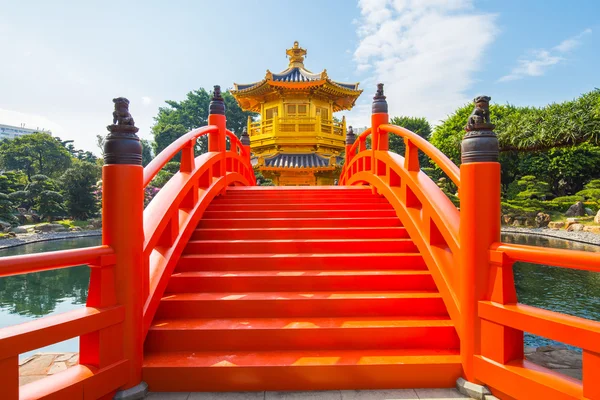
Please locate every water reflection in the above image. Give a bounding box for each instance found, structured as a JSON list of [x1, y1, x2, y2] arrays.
[[0, 237, 99, 358]]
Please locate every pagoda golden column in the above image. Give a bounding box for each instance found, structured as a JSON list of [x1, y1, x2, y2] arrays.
[[231, 41, 362, 186]]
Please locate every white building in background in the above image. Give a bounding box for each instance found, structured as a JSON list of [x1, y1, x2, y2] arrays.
[[0, 124, 52, 140], [354, 126, 368, 135]]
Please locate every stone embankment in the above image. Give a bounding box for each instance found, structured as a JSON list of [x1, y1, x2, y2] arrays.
[[0, 230, 101, 250], [502, 226, 600, 246]]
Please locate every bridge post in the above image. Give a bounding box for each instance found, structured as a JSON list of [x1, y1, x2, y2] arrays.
[[371, 83, 389, 153], [241, 126, 252, 165], [101, 98, 148, 398], [345, 126, 356, 166], [208, 85, 227, 180], [459, 96, 518, 383]]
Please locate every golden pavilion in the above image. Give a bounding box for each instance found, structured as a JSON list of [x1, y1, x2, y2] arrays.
[[231, 42, 362, 186]]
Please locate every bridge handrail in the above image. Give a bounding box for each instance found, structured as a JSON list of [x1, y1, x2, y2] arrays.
[[490, 242, 600, 272], [0, 245, 113, 278], [225, 129, 250, 158], [380, 124, 460, 186], [143, 125, 218, 187], [347, 127, 372, 156]]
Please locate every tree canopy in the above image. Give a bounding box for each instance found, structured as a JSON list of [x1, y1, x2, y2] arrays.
[[0, 133, 72, 181], [152, 88, 256, 156], [431, 89, 600, 165]]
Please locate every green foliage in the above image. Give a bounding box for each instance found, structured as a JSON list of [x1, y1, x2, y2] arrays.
[[59, 160, 101, 220], [152, 124, 188, 161], [37, 191, 65, 220], [140, 139, 153, 167], [551, 195, 585, 203], [431, 90, 600, 163], [152, 88, 257, 157], [8, 191, 30, 209], [254, 168, 274, 186], [150, 162, 181, 188], [0, 133, 72, 180], [0, 193, 15, 223], [0, 171, 27, 194], [515, 175, 552, 200]]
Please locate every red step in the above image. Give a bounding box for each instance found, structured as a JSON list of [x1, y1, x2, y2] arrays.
[[190, 227, 409, 240], [145, 186, 459, 393], [202, 209, 397, 219], [207, 202, 393, 211], [176, 253, 427, 272], [197, 217, 403, 229], [166, 270, 436, 293], [142, 349, 462, 392], [212, 196, 390, 205], [155, 291, 449, 319], [145, 316, 459, 352], [183, 238, 418, 255]]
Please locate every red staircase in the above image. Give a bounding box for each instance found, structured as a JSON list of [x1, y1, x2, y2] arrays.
[[142, 187, 461, 392]]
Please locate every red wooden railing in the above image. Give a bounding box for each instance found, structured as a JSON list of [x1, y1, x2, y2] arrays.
[[1, 82, 599, 399], [0, 246, 128, 399], [0, 87, 255, 399], [341, 84, 600, 399]]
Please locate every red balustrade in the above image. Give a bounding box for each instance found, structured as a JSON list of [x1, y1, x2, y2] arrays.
[[1, 82, 598, 399]]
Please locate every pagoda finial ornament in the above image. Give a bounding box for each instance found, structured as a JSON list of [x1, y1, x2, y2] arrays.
[[286, 41, 307, 67]]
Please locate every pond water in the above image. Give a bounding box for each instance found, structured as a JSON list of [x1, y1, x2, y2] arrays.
[[0, 233, 598, 358]]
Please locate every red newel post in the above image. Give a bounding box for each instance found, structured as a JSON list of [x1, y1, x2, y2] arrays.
[[371, 83, 389, 153], [458, 96, 503, 382], [240, 126, 251, 165], [102, 98, 147, 398], [208, 85, 227, 179], [345, 126, 356, 166]]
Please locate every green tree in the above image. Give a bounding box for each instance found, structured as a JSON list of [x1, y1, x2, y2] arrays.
[[514, 175, 552, 200], [37, 191, 65, 221], [152, 88, 257, 156], [0, 133, 72, 180], [140, 139, 153, 167], [431, 90, 600, 162], [59, 160, 101, 220], [152, 124, 188, 161], [0, 193, 15, 223], [150, 162, 181, 188], [431, 90, 600, 196], [0, 171, 27, 194]]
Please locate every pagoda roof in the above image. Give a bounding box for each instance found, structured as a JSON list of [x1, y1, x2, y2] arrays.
[[232, 42, 362, 112], [264, 153, 332, 170]]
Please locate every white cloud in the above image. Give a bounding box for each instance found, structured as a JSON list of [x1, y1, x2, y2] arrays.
[[499, 28, 591, 82], [350, 0, 497, 125], [142, 96, 152, 106]]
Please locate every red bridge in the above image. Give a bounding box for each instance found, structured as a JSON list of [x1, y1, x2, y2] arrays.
[[1, 86, 599, 400]]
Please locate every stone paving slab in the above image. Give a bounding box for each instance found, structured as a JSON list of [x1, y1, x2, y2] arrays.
[[18, 352, 78, 386], [148, 389, 470, 400]]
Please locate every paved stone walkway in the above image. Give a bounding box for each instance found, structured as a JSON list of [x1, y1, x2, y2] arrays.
[[146, 389, 470, 399], [19, 352, 79, 386]]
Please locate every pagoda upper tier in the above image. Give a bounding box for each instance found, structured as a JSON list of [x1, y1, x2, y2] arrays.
[[232, 41, 362, 112]]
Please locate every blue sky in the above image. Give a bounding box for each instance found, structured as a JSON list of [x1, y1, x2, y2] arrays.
[[0, 0, 598, 154]]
